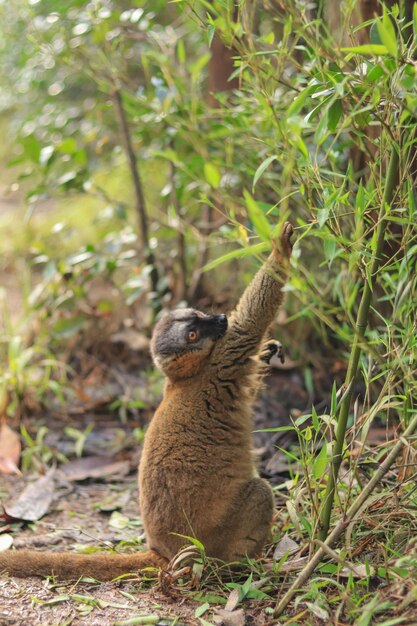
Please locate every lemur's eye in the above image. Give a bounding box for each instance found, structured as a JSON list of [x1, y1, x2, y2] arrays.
[[188, 330, 199, 342]]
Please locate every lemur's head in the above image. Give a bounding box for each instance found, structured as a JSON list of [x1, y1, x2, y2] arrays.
[[151, 308, 228, 380]]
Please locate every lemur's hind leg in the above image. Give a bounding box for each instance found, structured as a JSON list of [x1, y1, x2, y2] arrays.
[[211, 478, 274, 563], [260, 339, 284, 364]]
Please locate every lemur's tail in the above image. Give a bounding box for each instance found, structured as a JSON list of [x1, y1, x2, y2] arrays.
[[0, 549, 167, 580]]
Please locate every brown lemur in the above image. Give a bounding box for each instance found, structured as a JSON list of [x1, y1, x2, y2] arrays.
[[0, 222, 293, 580]]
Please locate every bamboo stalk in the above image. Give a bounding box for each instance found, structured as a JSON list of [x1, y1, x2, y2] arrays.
[[274, 411, 417, 618], [318, 146, 400, 541]]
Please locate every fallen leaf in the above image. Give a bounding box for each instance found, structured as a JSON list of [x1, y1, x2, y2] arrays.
[[57, 456, 130, 482], [0, 424, 21, 475], [108, 511, 130, 530], [306, 601, 329, 621], [273, 533, 300, 560], [338, 563, 374, 579], [95, 490, 131, 512], [269, 556, 309, 573], [224, 588, 240, 612], [3, 473, 55, 522], [213, 608, 246, 626], [0, 534, 13, 551]]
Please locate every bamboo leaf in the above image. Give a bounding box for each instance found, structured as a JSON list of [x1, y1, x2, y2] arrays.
[[244, 190, 272, 241], [207, 24, 215, 47], [204, 162, 221, 188], [327, 100, 343, 132], [414, 3, 417, 44], [287, 85, 316, 117], [376, 9, 398, 57], [313, 444, 328, 480], [253, 155, 277, 190], [340, 44, 389, 55], [202, 242, 269, 272]]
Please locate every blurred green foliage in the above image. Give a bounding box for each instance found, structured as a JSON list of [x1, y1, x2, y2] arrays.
[[0, 0, 415, 427]]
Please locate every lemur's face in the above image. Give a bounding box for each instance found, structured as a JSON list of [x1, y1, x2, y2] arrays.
[[151, 308, 228, 380]]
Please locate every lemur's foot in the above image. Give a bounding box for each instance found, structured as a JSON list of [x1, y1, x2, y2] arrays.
[[260, 340, 285, 365], [280, 222, 293, 259]]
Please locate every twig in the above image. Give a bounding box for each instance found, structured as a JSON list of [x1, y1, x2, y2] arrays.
[[318, 145, 400, 541], [112, 88, 160, 305], [274, 411, 417, 617], [169, 160, 188, 301], [187, 204, 213, 303]]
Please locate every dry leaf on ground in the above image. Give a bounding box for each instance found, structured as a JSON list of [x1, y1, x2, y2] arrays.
[[3, 473, 55, 522], [0, 424, 21, 475], [213, 608, 246, 626], [0, 534, 13, 551], [57, 456, 130, 481], [273, 533, 300, 560]]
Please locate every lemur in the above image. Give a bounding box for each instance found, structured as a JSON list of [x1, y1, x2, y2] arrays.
[[0, 222, 293, 580]]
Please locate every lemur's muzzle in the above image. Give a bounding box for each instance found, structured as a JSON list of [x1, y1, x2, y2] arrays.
[[212, 314, 228, 339]]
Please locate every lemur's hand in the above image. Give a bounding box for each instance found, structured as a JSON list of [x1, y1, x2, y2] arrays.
[[260, 339, 284, 364], [278, 221, 293, 259]]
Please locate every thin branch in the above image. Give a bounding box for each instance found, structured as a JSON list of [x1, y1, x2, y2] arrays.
[[112, 88, 160, 303], [187, 204, 213, 303], [169, 160, 188, 301], [274, 411, 417, 618]]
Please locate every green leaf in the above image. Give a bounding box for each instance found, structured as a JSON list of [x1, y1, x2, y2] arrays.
[[244, 190, 272, 241], [376, 8, 397, 56], [317, 208, 329, 227], [313, 443, 328, 480], [287, 85, 316, 117], [369, 22, 382, 45], [202, 242, 269, 272], [253, 155, 277, 190], [414, 3, 417, 44], [21, 135, 41, 162], [356, 182, 365, 217], [172, 533, 205, 552], [408, 179, 417, 219], [207, 24, 216, 47], [295, 136, 309, 158], [327, 100, 343, 132], [195, 603, 210, 618], [366, 64, 384, 83], [330, 381, 337, 416], [311, 406, 319, 431], [304, 96, 332, 123], [177, 39, 186, 64], [324, 238, 337, 266], [31, 594, 70, 606], [340, 44, 389, 55], [204, 162, 221, 188]]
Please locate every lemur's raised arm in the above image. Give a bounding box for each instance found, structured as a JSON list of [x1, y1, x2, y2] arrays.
[[211, 222, 293, 368]]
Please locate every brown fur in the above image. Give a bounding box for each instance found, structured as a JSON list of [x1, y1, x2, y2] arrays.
[[0, 222, 293, 580]]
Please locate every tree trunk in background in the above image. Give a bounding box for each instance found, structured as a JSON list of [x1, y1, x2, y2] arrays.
[[207, 34, 239, 108]]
